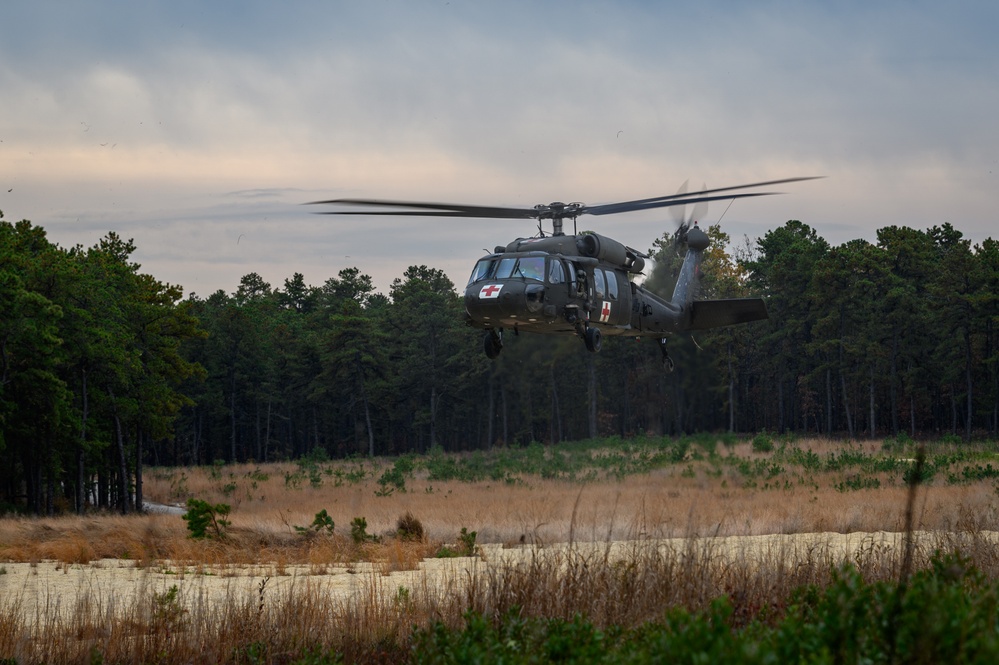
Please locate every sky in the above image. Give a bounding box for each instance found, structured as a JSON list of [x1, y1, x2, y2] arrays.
[[1, 1, 996, 298]]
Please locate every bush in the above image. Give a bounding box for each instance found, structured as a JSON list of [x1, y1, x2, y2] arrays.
[[436, 527, 478, 558], [396, 511, 424, 542], [294, 509, 335, 536], [752, 433, 774, 453], [350, 516, 379, 544], [181, 498, 231, 539]]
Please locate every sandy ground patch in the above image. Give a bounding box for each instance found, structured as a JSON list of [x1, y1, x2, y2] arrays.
[[5, 530, 987, 628]]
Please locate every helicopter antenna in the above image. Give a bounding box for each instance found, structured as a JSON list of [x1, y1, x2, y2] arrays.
[[715, 198, 736, 225]]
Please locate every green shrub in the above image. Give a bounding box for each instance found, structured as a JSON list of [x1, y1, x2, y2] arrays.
[[181, 498, 231, 539], [436, 527, 478, 558], [350, 516, 379, 544], [295, 509, 335, 536], [751, 433, 774, 453]]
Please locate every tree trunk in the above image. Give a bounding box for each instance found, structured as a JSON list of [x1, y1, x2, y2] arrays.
[[230, 372, 237, 462], [727, 342, 735, 433], [840, 370, 854, 438], [135, 429, 143, 513], [966, 327, 973, 441], [77, 368, 88, 514], [430, 385, 438, 449], [109, 390, 131, 514], [826, 368, 833, 435], [890, 330, 899, 435], [869, 365, 876, 439], [487, 367, 495, 448], [502, 382, 509, 446], [264, 399, 271, 462], [588, 355, 597, 439], [550, 363, 561, 444]]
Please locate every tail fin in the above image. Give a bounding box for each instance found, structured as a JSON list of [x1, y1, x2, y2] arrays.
[[670, 224, 769, 331], [670, 225, 709, 308]]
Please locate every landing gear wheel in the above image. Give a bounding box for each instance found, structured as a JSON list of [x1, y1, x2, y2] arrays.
[[584, 326, 602, 353], [483, 330, 503, 359], [657, 337, 675, 372]]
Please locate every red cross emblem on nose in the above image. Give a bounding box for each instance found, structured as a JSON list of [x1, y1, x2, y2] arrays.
[[599, 301, 612, 322], [480, 284, 502, 298]]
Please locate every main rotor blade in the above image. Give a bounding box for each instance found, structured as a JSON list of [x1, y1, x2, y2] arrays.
[[585, 191, 773, 216], [307, 176, 823, 220], [583, 176, 823, 216], [306, 198, 539, 219]]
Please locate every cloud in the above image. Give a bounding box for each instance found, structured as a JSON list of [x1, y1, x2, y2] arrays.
[[1, 1, 997, 296]]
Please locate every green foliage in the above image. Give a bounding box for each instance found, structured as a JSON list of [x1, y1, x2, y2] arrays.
[[150, 584, 188, 633], [436, 527, 478, 558], [412, 553, 999, 664], [751, 433, 774, 453], [376, 458, 410, 496], [295, 509, 335, 536], [0, 218, 203, 514], [350, 516, 379, 544], [182, 498, 231, 539]]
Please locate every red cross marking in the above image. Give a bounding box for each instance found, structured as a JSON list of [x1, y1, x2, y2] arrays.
[[602, 302, 611, 319], [481, 284, 501, 297]]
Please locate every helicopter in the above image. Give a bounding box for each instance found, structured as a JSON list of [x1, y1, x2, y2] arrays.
[[309, 177, 819, 371]]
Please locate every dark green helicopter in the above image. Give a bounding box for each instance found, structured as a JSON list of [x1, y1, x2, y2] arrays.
[[310, 177, 818, 371]]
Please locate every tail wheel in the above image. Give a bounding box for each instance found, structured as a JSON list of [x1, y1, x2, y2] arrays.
[[584, 326, 602, 353]]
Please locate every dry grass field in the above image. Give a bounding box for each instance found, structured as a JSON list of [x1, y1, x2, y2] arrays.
[[2, 436, 999, 662]]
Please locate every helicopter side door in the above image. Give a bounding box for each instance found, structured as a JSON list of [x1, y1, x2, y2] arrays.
[[590, 267, 630, 327]]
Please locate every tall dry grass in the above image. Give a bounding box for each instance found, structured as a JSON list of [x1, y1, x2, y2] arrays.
[[3, 438, 999, 662], [3, 529, 998, 663], [3, 437, 999, 565]]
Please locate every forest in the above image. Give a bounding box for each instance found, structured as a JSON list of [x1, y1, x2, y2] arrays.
[[1, 208, 998, 513]]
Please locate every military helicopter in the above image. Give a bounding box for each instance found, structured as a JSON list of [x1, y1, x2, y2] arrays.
[[309, 177, 818, 371]]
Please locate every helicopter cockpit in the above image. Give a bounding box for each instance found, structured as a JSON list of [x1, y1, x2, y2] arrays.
[[467, 254, 547, 285]]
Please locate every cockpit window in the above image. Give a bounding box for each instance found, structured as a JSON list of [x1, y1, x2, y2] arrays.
[[494, 257, 517, 279], [593, 269, 606, 299], [469, 256, 548, 284], [467, 259, 496, 285], [548, 259, 565, 285], [516, 257, 545, 281]]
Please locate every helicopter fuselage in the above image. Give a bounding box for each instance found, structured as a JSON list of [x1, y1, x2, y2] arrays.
[[464, 231, 691, 340]]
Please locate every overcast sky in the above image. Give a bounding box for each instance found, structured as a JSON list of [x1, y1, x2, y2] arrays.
[[2, 1, 996, 298]]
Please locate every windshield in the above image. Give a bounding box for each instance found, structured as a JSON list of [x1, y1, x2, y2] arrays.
[[467, 259, 496, 285], [514, 257, 545, 281], [467, 256, 547, 284]]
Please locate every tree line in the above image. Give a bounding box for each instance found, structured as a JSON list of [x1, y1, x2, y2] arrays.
[[2, 209, 998, 513]]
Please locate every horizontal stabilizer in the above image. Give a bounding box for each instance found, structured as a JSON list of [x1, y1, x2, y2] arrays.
[[688, 298, 768, 331]]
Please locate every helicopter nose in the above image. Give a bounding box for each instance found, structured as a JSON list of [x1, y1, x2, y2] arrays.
[[465, 281, 540, 322]]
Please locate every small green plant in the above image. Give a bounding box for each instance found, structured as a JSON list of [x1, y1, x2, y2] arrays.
[[377, 463, 407, 496], [295, 509, 335, 536], [350, 516, 379, 544], [209, 459, 225, 480], [436, 527, 478, 558], [182, 498, 231, 539], [752, 433, 774, 453], [151, 584, 188, 633]]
